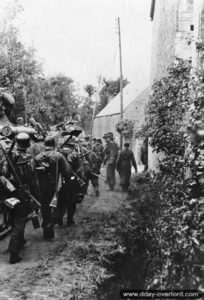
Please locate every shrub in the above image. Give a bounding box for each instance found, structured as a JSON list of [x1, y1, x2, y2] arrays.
[[134, 58, 204, 290]]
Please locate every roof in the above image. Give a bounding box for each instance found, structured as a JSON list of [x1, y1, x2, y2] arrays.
[[95, 84, 148, 118]]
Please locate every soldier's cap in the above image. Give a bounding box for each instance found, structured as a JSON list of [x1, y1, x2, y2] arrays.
[[103, 133, 113, 139], [124, 142, 130, 147], [16, 133, 30, 149], [84, 136, 91, 141], [107, 132, 114, 137], [44, 136, 56, 148], [103, 133, 108, 139], [17, 117, 24, 121]]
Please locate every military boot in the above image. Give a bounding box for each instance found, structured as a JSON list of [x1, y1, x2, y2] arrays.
[[95, 189, 100, 197], [43, 227, 54, 240], [67, 219, 75, 227], [10, 251, 22, 264]]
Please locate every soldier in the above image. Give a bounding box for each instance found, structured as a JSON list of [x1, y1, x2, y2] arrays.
[[16, 117, 24, 126], [2, 133, 40, 264], [35, 136, 71, 238], [84, 147, 100, 197], [141, 138, 148, 172], [116, 142, 137, 192], [84, 136, 92, 149], [103, 132, 119, 191], [56, 141, 85, 226], [93, 138, 105, 172]]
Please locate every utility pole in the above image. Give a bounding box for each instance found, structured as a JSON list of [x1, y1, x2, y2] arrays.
[[117, 17, 124, 150], [90, 75, 102, 142]]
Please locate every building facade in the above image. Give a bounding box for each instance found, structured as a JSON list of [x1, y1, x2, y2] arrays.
[[149, 0, 204, 170], [93, 86, 150, 165]]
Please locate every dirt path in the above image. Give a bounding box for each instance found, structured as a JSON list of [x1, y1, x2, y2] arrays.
[[0, 169, 126, 300]]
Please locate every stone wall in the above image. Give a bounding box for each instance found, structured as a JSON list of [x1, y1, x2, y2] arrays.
[[150, 0, 194, 85], [93, 87, 150, 165], [149, 0, 195, 171]]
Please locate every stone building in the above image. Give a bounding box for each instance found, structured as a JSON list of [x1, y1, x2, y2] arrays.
[[148, 0, 204, 170], [92, 84, 150, 165]]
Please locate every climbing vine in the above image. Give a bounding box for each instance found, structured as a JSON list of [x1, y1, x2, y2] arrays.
[[135, 58, 204, 290], [116, 119, 134, 138]]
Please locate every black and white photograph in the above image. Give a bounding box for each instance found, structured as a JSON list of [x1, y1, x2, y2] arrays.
[[0, 0, 204, 299]]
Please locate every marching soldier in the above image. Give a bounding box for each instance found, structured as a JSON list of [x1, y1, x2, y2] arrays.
[[56, 141, 85, 226], [116, 142, 137, 192], [103, 132, 119, 191], [35, 136, 71, 238], [84, 146, 100, 197], [2, 133, 40, 264], [93, 138, 105, 172]]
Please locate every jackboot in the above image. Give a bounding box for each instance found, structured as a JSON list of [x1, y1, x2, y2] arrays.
[[95, 189, 100, 197], [67, 219, 75, 227], [10, 251, 22, 264], [43, 227, 54, 240]]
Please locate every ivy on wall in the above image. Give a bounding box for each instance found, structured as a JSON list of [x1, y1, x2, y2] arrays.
[[116, 119, 134, 138], [132, 57, 204, 290]]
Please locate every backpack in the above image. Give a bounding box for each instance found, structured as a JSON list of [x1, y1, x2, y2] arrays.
[[14, 152, 35, 185]]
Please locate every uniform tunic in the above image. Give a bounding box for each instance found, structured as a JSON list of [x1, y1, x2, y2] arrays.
[[116, 148, 137, 191], [35, 149, 70, 233], [2, 150, 40, 254], [104, 141, 119, 190]]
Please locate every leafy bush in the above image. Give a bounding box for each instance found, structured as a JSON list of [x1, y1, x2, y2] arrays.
[[133, 58, 204, 290], [116, 119, 134, 137]]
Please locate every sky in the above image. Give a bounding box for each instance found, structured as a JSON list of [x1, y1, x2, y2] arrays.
[[16, 0, 152, 91]]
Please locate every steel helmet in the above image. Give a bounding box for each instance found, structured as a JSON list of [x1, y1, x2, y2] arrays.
[[44, 136, 56, 148], [16, 133, 31, 150]]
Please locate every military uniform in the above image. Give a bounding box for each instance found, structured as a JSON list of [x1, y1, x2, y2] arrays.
[[56, 144, 84, 225], [35, 137, 71, 237], [116, 144, 137, 191], [93, 140, 104, 172], [84, 149, 100, 197], [2, 133, 40, 264], [103, 133, 119, 191]]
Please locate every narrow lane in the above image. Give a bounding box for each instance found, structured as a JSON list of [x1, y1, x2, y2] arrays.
[[0, 169, 126, 299]]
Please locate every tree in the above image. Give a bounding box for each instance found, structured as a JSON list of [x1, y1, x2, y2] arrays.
[[79, 85, 95, 134], [95, 77, 128, 115], [84, 84, 95, 98], [0, 0, 42, 122], [41, 75, 80, 124]]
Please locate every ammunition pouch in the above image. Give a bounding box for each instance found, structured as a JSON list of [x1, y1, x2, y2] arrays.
[[0, 176, 16, 193], [4, 197, 20, 209], [73, 193, 84, 204]]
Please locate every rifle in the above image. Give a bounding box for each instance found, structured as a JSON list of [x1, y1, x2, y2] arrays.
[[69, 166, 86, 187], [57, 144, 86, 187], [0, 142, 41, 209], [91, 172, 106, 181], [59, 135, 72, 149], [79, 150, 91, 158]]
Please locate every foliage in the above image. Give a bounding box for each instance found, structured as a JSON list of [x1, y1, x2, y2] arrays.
[[39, 75, 80, 124], [116, 119, 134, 138], [134, 58, 204, 290], [84, 84, 96, 98], [0, 1, 84, 126], [141, 58, 191, 155], [0, 2, 42, 121], [79, 94, 94, 134], [95, 78, 128, 115]]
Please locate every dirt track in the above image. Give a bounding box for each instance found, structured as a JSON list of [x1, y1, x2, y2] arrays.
[[0, 169, 126, 300]]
